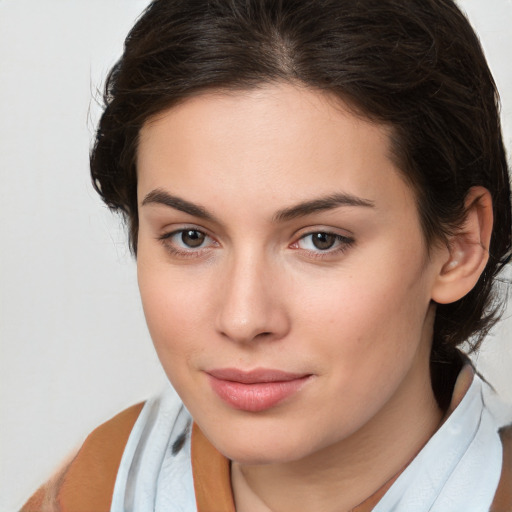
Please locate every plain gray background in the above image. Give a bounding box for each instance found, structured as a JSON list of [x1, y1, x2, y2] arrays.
[[1, 1, 511, 510]]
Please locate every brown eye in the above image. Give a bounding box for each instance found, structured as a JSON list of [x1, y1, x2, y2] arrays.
[[311, 232, 336, 250], [158, 228, 217, 257], [294, 231, 354, 255], [181, 229, 205, 248]]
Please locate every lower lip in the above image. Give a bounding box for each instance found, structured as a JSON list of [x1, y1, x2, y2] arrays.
[[207, 375, 311, 412]]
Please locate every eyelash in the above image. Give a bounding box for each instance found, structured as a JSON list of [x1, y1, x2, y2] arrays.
[[157, 228, 355, 260]]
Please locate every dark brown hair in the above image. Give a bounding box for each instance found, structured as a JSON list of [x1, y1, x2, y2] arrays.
[[90, 0, 511, 406]]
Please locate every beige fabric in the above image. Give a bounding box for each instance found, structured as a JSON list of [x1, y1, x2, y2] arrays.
[[191, 423, 236, 512], [21, 403, 144, 512]]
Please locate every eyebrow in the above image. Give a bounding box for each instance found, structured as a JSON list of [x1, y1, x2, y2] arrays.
[[141, 189, 374, 223], [142, 189, 217, 222], [273, 193, 375, 222]]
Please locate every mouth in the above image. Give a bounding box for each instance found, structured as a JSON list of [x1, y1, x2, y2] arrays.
[[206, 368, 312, 412]]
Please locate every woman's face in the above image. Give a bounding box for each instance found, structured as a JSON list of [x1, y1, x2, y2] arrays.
[[136, 84, 447, 464]]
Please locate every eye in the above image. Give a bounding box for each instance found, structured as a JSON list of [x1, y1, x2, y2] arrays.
[[158, 228, 217, 256], [294, 231, 354, 254], [176, 229, 207, 248], [301, 232, 337, 250]]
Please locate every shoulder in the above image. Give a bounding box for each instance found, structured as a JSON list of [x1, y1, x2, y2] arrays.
[[490, 424, 512, 512], [21, 402, 145, 512]]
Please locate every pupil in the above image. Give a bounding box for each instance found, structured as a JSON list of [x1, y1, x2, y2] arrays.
[[312, 233, 335, 250], [182, 230, 205, 248]]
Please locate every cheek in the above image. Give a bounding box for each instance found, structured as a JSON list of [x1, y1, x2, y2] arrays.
[[297, 259, 432, 375], [137, 258, 211, 368], [291, 275, 431, 432], [301, 267, 425, 332]]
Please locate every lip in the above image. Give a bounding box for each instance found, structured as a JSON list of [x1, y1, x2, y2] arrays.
[[206, 368, 312, 412]]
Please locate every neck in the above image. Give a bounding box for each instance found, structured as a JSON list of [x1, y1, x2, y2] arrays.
[[231, 345, 443, 512]]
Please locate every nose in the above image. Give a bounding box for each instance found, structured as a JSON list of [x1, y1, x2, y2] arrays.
[[215, 252, 290, 344]]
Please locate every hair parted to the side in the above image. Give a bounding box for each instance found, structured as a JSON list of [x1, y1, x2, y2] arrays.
[[90, 0, 511, 406]]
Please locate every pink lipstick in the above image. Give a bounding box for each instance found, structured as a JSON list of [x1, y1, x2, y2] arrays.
[[207, 368, 311, 412]]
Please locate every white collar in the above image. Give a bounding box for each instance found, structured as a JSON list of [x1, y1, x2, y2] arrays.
[[373, 372, 507, 512]]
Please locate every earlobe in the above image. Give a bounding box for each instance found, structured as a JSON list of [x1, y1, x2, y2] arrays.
[[432, 187, 493, 305]]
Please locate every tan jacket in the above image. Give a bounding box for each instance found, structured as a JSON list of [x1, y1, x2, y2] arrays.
[[21, 405, 512, 512]]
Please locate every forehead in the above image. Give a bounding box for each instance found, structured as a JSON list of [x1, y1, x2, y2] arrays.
[[136, 84, 414, 219]]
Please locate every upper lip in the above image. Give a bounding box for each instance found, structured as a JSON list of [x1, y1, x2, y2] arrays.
[[207, 368, 310, 384]]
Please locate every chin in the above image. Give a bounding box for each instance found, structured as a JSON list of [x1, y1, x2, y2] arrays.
[[201, 418, 325, 466], [222, 443, 306, 466]]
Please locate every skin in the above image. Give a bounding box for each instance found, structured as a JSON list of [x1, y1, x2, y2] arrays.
[[135, 83, 474, 511]]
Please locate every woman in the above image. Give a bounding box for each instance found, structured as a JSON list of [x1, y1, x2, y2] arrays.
[[23, 0, 511, 510]]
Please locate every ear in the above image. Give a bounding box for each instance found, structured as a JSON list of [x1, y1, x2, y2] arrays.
[[431, 186, 493, 305]]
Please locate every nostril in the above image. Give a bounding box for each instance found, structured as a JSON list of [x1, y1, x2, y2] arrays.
[[250, 332, 277, 343]]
